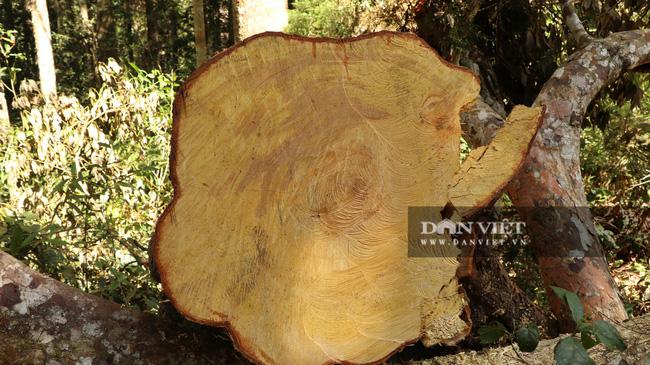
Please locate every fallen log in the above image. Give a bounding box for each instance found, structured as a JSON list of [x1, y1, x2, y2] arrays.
[[0, 250, 248, 365]]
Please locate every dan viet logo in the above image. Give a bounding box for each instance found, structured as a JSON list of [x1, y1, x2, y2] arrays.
[[420, 218, 526, 236], [408, 207, 528, 257]]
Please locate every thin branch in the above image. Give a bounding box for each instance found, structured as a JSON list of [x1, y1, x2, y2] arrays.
[[560, 0, 592, 47]]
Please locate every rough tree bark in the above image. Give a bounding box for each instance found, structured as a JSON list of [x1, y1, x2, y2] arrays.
[[507, 29, 650, 330], [560, 0, 591, 48], [26, 0, 57, 99], [461, 27, 650, 330], [0, 251, 249, 365]]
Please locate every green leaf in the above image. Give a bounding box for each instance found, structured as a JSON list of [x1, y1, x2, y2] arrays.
[[554, 337, 592, 365], [53, 179, 67, 193], [592, 320, 626, 351], [580, 329, 598, 349], [515, 324, 540, 352], [478, 322, 508, 345], [551, 286, 585, 325]]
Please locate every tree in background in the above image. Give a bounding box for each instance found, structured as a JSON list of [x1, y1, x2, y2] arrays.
[[26, 0, 57, 99], [0, 0, 235, 100], [192, 0, 208, 64], [234, 0, 288, 40]]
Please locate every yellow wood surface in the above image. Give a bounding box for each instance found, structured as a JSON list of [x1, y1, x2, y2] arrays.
[[153, 32, 540, 365], [450, 105, 543, 217]]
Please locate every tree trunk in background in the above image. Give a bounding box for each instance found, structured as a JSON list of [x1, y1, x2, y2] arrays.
[[145, 0, 160, 67], [233, 0, 288, 41], [192, 0, 207, 65], [124, 1, 135, 61], [169, 4, 179, 67], [229, 0, 237, 45], [78, 0, 89, 22], [205, 0, 223, 54], [77, 0, 98, 83], [2, 0, 14, 30], [48, 0, 61, 32], [26, 0, 57, 99], [0, 88, 9, 142], [95, 0, 116, 61]]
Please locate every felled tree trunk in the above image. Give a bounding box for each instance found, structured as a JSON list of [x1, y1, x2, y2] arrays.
[[0, 251, 248, 365], [152, 32, 542, 365]]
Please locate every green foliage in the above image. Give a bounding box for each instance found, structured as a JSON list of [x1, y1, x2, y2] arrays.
[[580, 328, 598, 349], [478, 321, 509, 345], [550, 286, 626, 364], [0, 25, 25, 96], [478, 321, 540, 353], [592, 320, 626, 351], [477, 287, 627, 360], [551, 286, 585, 326], [286, 0, 357, 37], [554, 337, 593, 365], [0, 60, 176, 312], [514, 324, 540, 352], [583, 76, 650, 207]]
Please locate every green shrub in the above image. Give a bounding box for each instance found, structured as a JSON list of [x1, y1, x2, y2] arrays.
[[286, 0, 358, 37], [0, 60, 176, 312], [582, 76, 649, 254]]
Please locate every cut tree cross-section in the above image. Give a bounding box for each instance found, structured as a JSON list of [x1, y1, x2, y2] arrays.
[[153, 32, 543, 365]]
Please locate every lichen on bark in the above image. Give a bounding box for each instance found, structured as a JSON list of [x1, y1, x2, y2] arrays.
[[0, 251, 248, 365]]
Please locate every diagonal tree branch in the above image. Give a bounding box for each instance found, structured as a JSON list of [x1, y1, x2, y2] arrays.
[[458, 28, 650, 330], [508, 29, 650, 329], [560, 0, 592, 48]]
